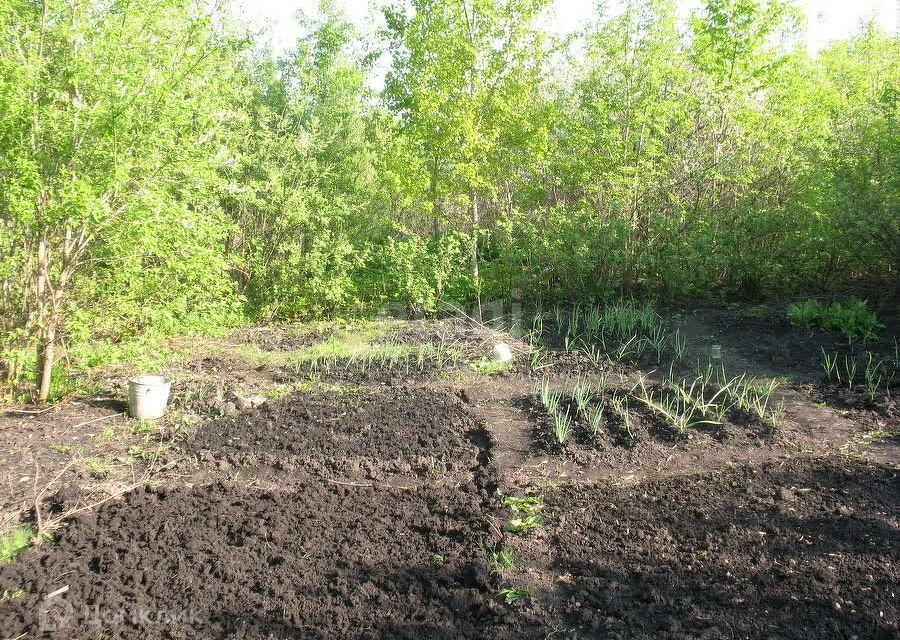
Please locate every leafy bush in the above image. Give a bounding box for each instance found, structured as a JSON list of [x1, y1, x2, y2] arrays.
[[786, 300, 828, 328], [787, 298, 882, 341]]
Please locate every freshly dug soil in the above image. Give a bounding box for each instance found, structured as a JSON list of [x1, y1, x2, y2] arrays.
[[811, 380, 899, 425], [0, 480, 509, 639], [536, 457, 899, 639], [705, 307, 899, 383], [183, 388, 487, 481]]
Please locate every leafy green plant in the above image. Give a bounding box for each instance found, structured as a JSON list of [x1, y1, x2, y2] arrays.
[[488, 548, 517, 574], [0, 526, 33, 563], [787, 298, 882, 342], [498, 587, 533, 604], [787, 299, 827, 328], [501, 496, 543, 515], [470, 358, 508, 376]]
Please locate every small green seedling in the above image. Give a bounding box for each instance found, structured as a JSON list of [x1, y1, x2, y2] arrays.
[[503, 515, 542, 533], [0, 526, 33, 564], [498, 587, 533, 604], [585, 404, 605, 437], [488, 548, 516, 574], [821, 349, 838, 381], [501, 496, 543, 515], [553, 408, 573, 444]]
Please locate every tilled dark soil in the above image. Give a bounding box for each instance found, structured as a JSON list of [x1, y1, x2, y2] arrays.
[[520, 393, 775, 468], [531, 457, 900, 639], [0, 480, 510, 639], [183, 388, 483, 481], [704, 306, 899, 383]]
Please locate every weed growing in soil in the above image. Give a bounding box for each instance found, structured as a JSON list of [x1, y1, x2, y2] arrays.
[[0, 526, 33, 563], [498, 587, 533, 604], [502, 495, 543, 533], [503, 515, 541, 533], [488, 549, 516, 574], [1, 587, 25, 600], [502, 496, 543, 515], [83, 458, 111, 479], [49, 444, 76, 454]]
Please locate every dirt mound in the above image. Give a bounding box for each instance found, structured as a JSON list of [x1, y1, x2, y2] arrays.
[[0, 480, 514, 640], [539, 457, 899, 639], [183, 388, 487, 482]]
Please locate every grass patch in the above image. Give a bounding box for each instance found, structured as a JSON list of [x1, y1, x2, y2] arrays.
[[469, 358, 508, 375], [49, 444, 78, 454], [82, 457, 112, 479], [0, 526, 33, 563]]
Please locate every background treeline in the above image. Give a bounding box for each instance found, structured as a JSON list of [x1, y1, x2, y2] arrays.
[[0, 0, 897, 399]]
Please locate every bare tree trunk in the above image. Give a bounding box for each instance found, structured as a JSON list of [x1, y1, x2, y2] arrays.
[[36, 226, 84, 402]]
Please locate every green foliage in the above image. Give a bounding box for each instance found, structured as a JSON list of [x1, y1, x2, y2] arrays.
[[787, 300, 827, 328], [0, 526, 33, 564], [359, 232, 472, 314], [488, 548, 517, 574], [787, 298, 882, 341], [470, 357, 508, 376], [0, 0, 896, 395], [498, 587, 533, 604]]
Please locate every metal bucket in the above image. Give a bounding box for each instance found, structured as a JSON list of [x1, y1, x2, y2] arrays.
[[128, 375, 171, 420]]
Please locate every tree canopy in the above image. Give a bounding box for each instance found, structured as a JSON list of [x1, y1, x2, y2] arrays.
[[0, 0, 896, 399]]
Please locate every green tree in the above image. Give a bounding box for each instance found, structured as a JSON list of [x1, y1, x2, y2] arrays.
[[383, 0, 551, 314], [0, 0, 243, 399]]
